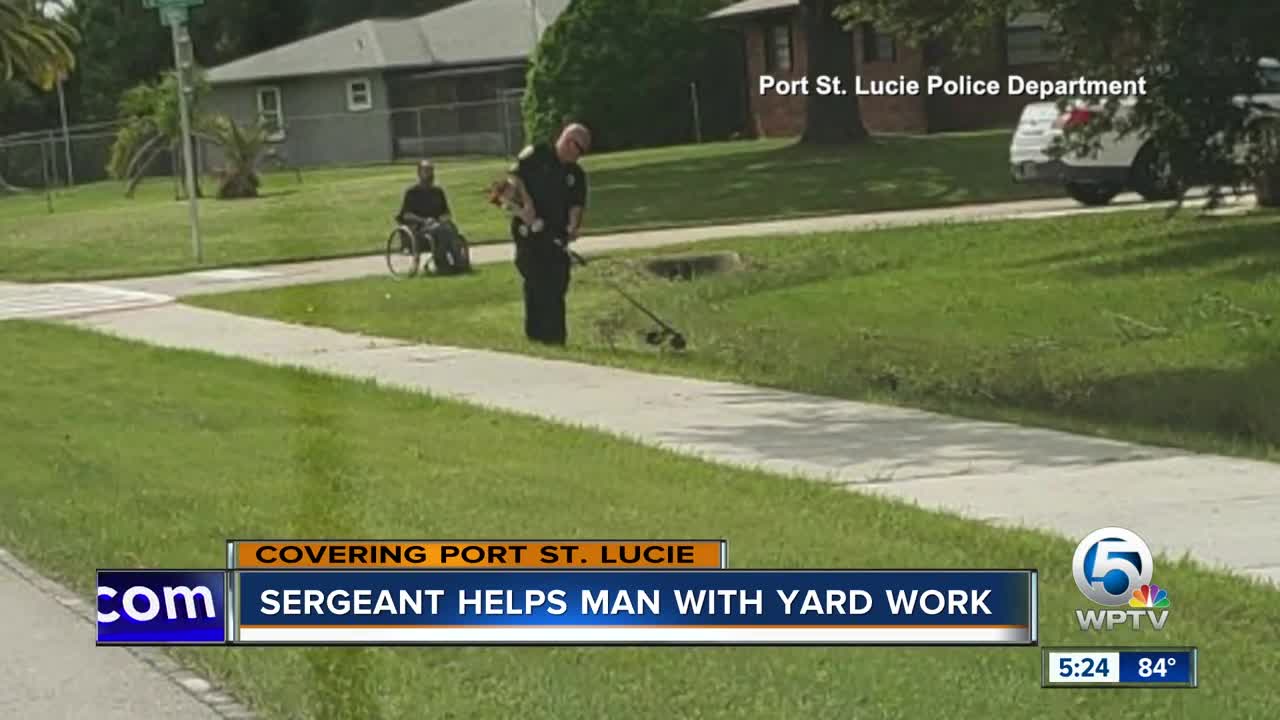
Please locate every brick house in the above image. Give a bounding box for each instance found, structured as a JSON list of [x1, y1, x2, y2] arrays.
[[707, 0, 1065, 136]]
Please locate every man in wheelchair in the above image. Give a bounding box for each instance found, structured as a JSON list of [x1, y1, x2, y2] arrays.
[[396, 159, 470, 274]]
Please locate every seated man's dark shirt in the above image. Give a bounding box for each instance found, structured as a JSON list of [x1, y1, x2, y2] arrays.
[[511, 143, 587, 241], [398, 184, 450, 225]]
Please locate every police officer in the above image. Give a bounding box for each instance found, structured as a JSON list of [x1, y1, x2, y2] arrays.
[[507, 123, 590, 345]]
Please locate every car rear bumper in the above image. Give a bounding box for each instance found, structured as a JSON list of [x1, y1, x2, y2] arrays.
[[1010, 159, 1129, 186]]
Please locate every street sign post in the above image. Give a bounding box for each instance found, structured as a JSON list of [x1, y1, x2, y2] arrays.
[[143, 0, 205, 263], [142, 0, 204, 8], [162, 6, 188, 26], [143, 0, 204, 26], [56, 74, 73, 186]]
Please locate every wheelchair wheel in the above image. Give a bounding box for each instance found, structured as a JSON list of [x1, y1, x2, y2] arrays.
[[386, 226, 424, 278], [455, 235, 472, 272]]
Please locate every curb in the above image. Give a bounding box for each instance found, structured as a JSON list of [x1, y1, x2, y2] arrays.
[[0, 547, 259, 720]]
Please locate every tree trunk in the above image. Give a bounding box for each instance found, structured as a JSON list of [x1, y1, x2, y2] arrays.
[[171, 137, 204, 200], [172, 148, 182, 200], [799, 0, 868, 144], [126, 145, 168, 198], [0, 171, 27, 194], [1258, 165, 1280, 207], [1256, 121, 1280, 208], [0, 150, 28, 193]]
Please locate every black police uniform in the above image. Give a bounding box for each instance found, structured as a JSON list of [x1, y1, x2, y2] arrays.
[[510, 142, 587, 345]]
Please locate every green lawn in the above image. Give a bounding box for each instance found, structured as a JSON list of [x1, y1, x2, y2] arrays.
[[0, 131, 1058, 282], [192, 208, 1280, 462], [0, 321, 1276, 719]]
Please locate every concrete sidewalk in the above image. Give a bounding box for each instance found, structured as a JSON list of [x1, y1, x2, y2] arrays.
[[0, 549, 251, 719], [98, 190, 1249, 300], [66, 303, 1280, 586]]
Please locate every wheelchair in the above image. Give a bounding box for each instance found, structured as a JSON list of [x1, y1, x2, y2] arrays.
[[385, 214, 471, 279]]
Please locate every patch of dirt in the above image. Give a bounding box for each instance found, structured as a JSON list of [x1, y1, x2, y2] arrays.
[[640, 251, 744, 281]]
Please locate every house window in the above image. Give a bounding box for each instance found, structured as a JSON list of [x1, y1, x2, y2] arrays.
[[1006, 26, 1059, 65], [347, 78, 373, 112], [256, 86, 284, 141], [764, 22, 792, 72], [862, 24, 896, 63]]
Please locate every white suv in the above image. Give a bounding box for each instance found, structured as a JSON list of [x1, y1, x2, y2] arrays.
[[1010, 58, 1280, 205]]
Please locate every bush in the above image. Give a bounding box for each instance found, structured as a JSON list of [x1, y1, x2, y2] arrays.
[[522, 0, 736, 152]]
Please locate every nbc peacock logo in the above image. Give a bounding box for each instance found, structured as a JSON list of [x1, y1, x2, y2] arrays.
[[1129, 584, 1170, 609], [1072, 527, 1171, 632]]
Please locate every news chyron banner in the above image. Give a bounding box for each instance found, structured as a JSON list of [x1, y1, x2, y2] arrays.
[[230, 539, 728, 570], [97, 539, 1038, 646]]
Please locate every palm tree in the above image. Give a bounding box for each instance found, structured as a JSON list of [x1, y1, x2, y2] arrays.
[[0, 0, 78, 193], [0, 0, 77, 90], [107, 71, 213, 198], [108, 71, 271, 200], [204, 114, 268, 199]]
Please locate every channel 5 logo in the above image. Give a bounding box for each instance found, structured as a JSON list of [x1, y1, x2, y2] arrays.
[[97, 570, 227, 644], [1072, 527, 1171, 632]]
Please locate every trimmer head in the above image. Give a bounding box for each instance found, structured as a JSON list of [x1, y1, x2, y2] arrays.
[[644, 328, 687, 351]]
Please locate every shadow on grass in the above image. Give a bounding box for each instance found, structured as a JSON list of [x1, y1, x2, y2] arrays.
[[1077, 220, 1280, 279], [254, 189, 302, 200], [1005, 212, 1280, 278], [584, 134, 1047, 227], [1044, 359, 1280, 452], [655, 354, 1280, 472]]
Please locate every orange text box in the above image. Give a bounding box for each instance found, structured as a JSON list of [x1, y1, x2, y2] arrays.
[[232, 540, 725, 569]]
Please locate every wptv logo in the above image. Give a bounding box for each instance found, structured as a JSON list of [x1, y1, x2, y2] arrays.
[[97, 570, 226, 644], [1072, 527, 1171, 632]]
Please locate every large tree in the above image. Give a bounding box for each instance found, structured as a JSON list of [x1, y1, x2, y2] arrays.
[[300, 0, 468, 35], [838, 0, 1280, 207], [62, 0, 172, 122], [189, 0, 310, 63], [800, 0, 867, 144], [1044, 0, 1280, 207], [0, 0, 77, 90], [523, 0, 735, 152], [836, 0, 1019, 58]]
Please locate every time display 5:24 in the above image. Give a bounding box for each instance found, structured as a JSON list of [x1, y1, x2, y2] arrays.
[[1060, 656, 1110, 678]]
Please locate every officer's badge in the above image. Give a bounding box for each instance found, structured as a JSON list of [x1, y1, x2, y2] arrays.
[[566, 174, 575, 187]]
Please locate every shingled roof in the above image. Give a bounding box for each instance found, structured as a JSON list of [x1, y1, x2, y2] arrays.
[[206, 0, 571, 85]]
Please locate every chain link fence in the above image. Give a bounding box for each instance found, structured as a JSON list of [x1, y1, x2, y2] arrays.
[[201, 92, 528, 172], [0, 120, 131, 189], [2, 91, 526, 193], [0, 118, 192, 193], [389, 92, 527, 158]]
